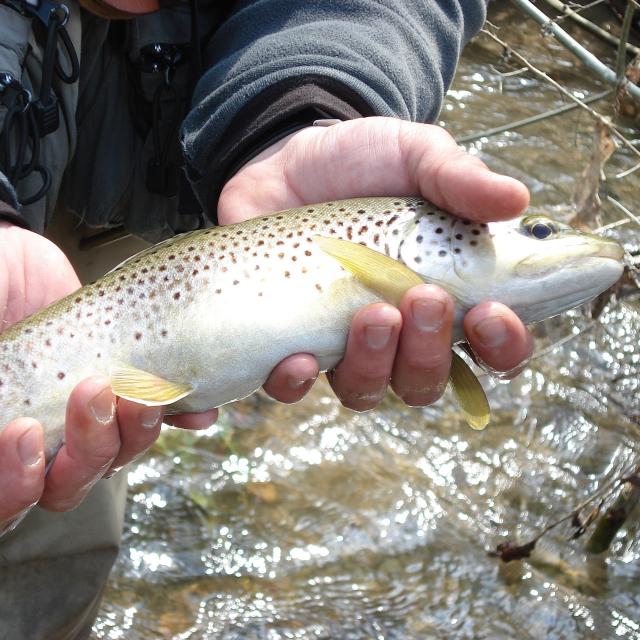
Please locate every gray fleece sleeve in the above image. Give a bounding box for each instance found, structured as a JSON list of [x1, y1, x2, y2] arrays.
[[181, 0, 487, 211]]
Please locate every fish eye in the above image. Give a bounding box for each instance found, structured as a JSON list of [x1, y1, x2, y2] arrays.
[[522, 218, 556, 240]]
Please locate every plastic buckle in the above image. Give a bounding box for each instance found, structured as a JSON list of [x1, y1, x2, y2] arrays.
[[32, 96, 58, 135], [138, 43, 185, 84], [0, 72, 31, 111], [0, 0, 69, 27]]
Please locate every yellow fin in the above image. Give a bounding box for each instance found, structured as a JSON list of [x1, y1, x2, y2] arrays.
[[314, 235, 424, 306], [110, 364, 193, 406], [449, 351, 490, 430]]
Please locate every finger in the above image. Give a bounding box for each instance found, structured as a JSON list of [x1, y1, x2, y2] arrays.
[[405, 124, 530, 220], [163, 409, 219, 430], [263, 353, 319, 403], [0, 419, 45, 527], [104, 400, 164, 477], [391, 285, 454, 406], [464, 302, 534, 375], [40, 377, 119, 511], [329, 303, 402, 411]]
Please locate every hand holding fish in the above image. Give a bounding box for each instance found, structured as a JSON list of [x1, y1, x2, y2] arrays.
[[219, 117, 534, 409], [0, 224, 215, 531]]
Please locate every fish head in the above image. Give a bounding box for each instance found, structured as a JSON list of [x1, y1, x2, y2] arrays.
[[399, 211, 624, 325]]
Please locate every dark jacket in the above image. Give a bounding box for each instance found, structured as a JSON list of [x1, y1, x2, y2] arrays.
[[0, 0, 487, 241]]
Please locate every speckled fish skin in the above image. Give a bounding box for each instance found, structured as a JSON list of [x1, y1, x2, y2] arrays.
[[0, 197, 624, 457]]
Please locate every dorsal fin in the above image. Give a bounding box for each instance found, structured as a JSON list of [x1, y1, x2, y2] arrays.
[[105, 230, 200, 275]]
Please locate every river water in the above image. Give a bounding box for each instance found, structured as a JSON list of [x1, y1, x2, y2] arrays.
[[93, 2, 640, 638]]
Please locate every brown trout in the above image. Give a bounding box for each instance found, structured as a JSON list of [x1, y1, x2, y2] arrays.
[[0, 197, 624, 456]]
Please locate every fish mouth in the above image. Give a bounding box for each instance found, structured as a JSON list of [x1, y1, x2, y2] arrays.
[[516, 237, 624, 277], [594, 238, 625, 261]]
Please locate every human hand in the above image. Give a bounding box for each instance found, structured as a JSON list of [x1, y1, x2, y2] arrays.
[[0, 223, 217, 533], [218, 117, 533, 409]]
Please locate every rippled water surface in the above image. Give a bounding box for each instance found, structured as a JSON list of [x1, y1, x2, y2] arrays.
[[94, 3, 640, 638]]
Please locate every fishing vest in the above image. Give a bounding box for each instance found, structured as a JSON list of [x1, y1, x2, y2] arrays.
[[0, 0, 230, 242]]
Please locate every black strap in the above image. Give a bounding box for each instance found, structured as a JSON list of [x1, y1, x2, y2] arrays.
[[0, 0, 79, 207]]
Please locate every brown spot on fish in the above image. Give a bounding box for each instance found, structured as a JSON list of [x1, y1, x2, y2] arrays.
[[173, 292, 181, 300], [57, 372, 65, 380], [135, 332, 142, 340]]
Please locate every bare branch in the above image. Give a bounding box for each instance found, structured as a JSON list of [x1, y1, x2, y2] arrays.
[[509, 0, 640, 100], [481, 28, 640, 162], [540, 0, 640, 56], [457, 90, 613, 144]]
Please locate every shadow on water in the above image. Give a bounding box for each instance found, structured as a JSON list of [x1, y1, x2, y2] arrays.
[[94, 2, 640, 638]]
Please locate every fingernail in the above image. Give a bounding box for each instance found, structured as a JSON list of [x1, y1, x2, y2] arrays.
[[288, 376, 316, 390], [473, 316, 509, 348], [364, 325, 393, 350], [140, 406, 162, 429], [411, 298, 446, 331], [17, 427, 42, 467], [90, 387, 115, 425]]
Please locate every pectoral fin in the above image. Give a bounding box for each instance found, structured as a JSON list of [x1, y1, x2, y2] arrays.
[[110, 364, 193, 406], [314, 235, 423, 306], [449, 351, 490, 430]]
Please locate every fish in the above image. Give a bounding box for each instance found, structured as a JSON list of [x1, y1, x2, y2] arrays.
[[0, 197, 624, 458]]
